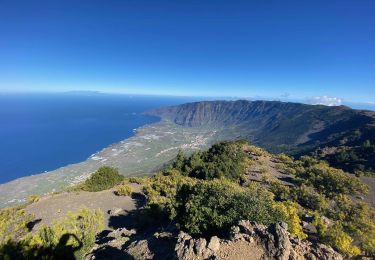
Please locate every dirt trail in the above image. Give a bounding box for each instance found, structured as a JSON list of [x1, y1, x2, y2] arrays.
[[361, 176, 375, 206], [246, 154, 295, 186], [26, 184, 142, 229]]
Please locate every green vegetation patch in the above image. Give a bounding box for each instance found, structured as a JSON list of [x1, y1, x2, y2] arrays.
[[316, 138, 375, 176], [172, 140, 247, 181], [173, 179, 285, 236], [0, 208, 104, 259], [269, 153, 373, 257], [83, 166, 124, 192], [0, 206, 34, 246], [144, 170, 305, 239], [296, 158, 368, 197], [114, 182, 133, 196], [145, 140, 374, 257]]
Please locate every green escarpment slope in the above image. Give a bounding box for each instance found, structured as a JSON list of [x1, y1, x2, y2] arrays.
[[149, 100, 375, 174]]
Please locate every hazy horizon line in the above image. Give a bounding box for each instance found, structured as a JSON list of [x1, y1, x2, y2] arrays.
[[1, 89, 375, 111]]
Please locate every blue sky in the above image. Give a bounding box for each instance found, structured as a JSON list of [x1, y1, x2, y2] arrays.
[[0, 0, 374, 104]]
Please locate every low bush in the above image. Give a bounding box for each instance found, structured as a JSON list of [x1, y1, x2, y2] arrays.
[[27, 195, 40, 204], [275, 201, 307, 239], [128, 176, 149, 185], [275, 153, 294, 164], [83, 166, 124, 192], [143, 169, 194, 219], [172, 179, 285, 236], [322, 223, 361, 257], [172, 141, 247, 181], [291, 185, 329, 212], [114, 183, 133, 196], [269, 181, 291, 201]]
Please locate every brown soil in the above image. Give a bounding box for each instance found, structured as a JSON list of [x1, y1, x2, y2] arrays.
[[361, 176, 375, 206], [25, 184, 142, 229], [216, 240, 264, 260]]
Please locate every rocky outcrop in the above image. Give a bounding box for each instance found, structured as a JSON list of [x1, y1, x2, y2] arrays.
[[175, 221, 343, 260], [86, 221, 343, 260], [86, 228, 177, 260], [175, 233, 222, 259]]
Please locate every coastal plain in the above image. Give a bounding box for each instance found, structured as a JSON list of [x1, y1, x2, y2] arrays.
[[0, 120, 226, 207]]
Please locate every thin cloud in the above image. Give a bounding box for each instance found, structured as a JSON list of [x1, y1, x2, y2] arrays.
[[309, 96, 343, 106]]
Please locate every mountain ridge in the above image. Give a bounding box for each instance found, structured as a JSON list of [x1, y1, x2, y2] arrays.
[[149, 100, 374, 149]]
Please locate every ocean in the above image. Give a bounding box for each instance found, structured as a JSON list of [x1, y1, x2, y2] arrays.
[[0, 93, 197, 184]]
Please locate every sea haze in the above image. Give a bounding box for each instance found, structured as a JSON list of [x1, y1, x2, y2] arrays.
[[0, 93, 197, 184]]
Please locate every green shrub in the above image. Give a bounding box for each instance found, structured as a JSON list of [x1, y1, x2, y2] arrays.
[[298, 156, 320, 167], [172, 150, 187, 171], [322, 223, 361, 257], [114, 183, 133, 196], [27, 195, 40, 204], [291, 185, 329, 212], [143, 169, 194, 219], [275, 201, 307, 239], [312, 213, 328, 238], [269, 181, 291, 201], [83, 166, 124, 192], [173, 179, 284, 236], [275, 153, 293, 164], [172, 141, 247, 181]]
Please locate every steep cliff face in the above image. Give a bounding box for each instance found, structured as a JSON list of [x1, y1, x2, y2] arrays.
[[149, 100, 375, 155], [149, 100, 351, 127]]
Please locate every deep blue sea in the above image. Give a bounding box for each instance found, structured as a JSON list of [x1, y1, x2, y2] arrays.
[[0, 93, 199, 184]]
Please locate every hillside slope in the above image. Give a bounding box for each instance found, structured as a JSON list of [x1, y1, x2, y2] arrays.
[[149, 100, 375, 173], [3, 141, 373, 259]]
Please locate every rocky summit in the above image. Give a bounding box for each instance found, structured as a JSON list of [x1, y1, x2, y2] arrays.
[[86, 221, 343, 260]]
